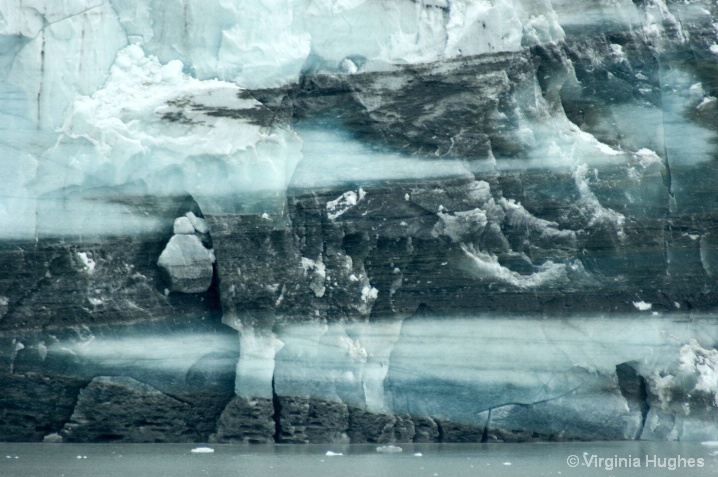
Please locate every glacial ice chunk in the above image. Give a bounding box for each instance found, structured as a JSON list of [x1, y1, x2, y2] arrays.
[[157, 235, 214, 293], [190, 447, 215, 454]]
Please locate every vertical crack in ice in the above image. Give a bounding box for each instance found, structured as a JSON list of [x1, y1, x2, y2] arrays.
[[480, 408, 491, 443], [271, 374, 282, 443], [435, 419, 445, 442]]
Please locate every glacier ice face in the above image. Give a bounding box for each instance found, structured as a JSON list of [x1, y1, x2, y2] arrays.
[[247, 314, 718, 440], [2, 0, 718, 445]]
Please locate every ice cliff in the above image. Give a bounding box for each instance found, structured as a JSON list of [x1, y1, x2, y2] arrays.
[[1, 0, 718, 444]]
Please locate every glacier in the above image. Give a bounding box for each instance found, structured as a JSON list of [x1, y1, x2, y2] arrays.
[[1, 0, 718, 444]]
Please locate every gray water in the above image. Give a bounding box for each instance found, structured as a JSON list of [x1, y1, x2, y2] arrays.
[[1, 442, 717, 477]]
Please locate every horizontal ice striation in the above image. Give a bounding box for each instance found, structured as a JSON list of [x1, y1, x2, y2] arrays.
[[290, 124, 473, 189], [258, 314, 718, 441]]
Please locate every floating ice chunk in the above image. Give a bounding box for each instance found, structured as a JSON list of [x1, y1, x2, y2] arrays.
[[191, 447, 215, 454], [710, 44, 718, 55], [702, 441, 718, 447], [413, 452, 423, 457], [633, 301, 653, 311], [376, 445, 403, 453], [325, 451, 343, 456]]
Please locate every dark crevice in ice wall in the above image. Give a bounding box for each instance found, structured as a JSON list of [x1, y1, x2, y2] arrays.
[[616, 362, 650, 439], [271, 375, 283, 443], [480, 409, 491, 443], [435, 419, 445, 443]]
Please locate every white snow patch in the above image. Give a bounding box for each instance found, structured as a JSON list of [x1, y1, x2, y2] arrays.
[[37, 341, 48, 361], [301, 257, 327, 298], [574, 163, 626, 240], [77, 253, 96, 274], [433, 208, 488, 243], [697, 96, 717, 111], [710, 44, 718, 55], [610, 43, 625, 59], [459, 244, 576, 289], [635, 148, 662, 168], [340, 336, 368, 362], [361, 286, 379, 302], [633, 301, 653, 311], [341, 58, 358, 74], [689, 82, 704, 100], [327, 190, 365, 220]]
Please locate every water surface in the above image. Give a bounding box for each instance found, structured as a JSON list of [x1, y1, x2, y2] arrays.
[[1, 442, 716, 477]]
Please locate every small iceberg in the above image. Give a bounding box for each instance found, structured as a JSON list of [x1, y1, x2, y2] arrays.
[[191, 447, 215, 454], [325, 451, 343, 456], [376, 445, 403, 453], [701, 441, 718, 447]]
